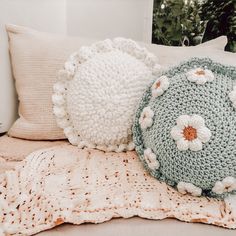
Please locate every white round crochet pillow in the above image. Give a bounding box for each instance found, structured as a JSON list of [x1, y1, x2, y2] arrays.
[[52, 38, 161, 152]]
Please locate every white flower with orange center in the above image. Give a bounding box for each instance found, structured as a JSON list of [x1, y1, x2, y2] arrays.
[[212, 176, 236, 194], [143, 148, 160, 170], [186, 68, 214, 85], [151, 75, 169, 98], [229, 85, 236, 108], [139, 107, 154, 130], [171, 114, 211, 151]]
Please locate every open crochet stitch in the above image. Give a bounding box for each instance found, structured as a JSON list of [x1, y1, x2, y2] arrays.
[[0, 144, 236, 235]]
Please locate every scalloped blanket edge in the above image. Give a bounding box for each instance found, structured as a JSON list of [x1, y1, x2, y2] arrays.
[[0, 144, 236, 235]]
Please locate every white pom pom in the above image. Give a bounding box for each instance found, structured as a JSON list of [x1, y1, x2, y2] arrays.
[[58, 70, 69, 81], [56, 118, 70, 129], [145, 53, 158, 68], [53, 107, 66, 118], [152, 64, 162, 76], [78, 46, 96, 62], [52, 94, 65, 106], [133, 47, 148, 60], [127, 142, 135, 151], [94, 39, 113, 52], [53, 82, 66, 94], [115, 144, 126, 152], [65, 61, 76, 76], [64, 126, 74, 137], [68, 135, 79, 145]]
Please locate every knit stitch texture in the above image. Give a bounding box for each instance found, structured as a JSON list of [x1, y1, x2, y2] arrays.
[[133, 57, 236, 198]]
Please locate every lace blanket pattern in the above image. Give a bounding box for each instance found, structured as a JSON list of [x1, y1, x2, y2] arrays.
[[0, 145, 236, 235]]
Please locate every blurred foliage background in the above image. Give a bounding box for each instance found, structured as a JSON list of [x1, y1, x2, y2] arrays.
[[152, 0, 236, 52]]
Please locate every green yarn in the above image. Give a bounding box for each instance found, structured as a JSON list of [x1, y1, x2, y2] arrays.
[[133, 57, 236, 198]]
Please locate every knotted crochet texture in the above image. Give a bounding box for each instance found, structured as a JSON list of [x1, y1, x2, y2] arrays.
[[53, 38, 161, 152], [133, 57, 236, 198]]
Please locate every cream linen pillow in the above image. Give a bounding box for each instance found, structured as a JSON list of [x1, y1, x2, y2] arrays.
[[141, 36, 231, 67], [6, 24, 229, 140], [7, 24, 96, 140]]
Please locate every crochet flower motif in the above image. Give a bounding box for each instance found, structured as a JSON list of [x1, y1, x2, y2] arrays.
[[177, 181, 202, 197], [171, 114, 211, 151], [212, 176, 236, 195], [139, 107, 154, 130], [151, 76, 169, 98], [229, 86, 236, 108], [186, 68, 214, 85], [143, 148, 160, 170]]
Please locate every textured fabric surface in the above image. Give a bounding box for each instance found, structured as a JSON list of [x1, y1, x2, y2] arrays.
[[0, 135, 67, 162], [6, 24, 231, 140], [53, 38, 160, 152], [141, 36, 236, 68], [133, 57, 236, 198], [0, 145, 236, 235], [38, 218, 236, 236], [6, 24, 96, 140]]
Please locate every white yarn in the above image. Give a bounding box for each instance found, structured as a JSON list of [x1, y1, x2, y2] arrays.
[[139, 107, 154, 130], [53, 107, 66, 119], [177, 182, 202, 197], [53, 82, 66, 94], [56, 118, 70, 129], [52, 38, 160, 152], [186, 68, 214, 85], [171, 114, 211, 152], [212, 177, 236, 194], [151, 75, 169, 98], [52, 94, 65, 106], [143, 148, 160, 170]]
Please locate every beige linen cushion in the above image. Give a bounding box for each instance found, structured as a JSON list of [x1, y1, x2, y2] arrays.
[[7, 24, 96, 140], [142, 36, 235, 67], [7, 24, 230, 140], [0, 135, 67, 162]]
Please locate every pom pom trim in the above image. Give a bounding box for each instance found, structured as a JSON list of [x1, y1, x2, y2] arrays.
[[53, 38, 160, 152]]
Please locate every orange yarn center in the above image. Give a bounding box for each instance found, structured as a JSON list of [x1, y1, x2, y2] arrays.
[[195, 70, 205, 76], [183, 126, 197, 141], [55, 218, 64, 226], [155, 81, 161, 88]]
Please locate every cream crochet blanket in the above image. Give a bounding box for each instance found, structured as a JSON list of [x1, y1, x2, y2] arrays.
[[0, 144, 236, 235]]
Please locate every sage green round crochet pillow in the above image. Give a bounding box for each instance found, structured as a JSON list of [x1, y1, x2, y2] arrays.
[[133, 57, 236, 198]]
